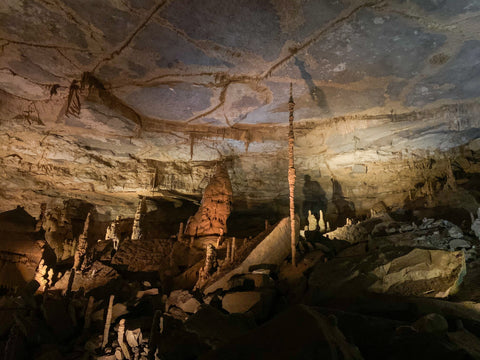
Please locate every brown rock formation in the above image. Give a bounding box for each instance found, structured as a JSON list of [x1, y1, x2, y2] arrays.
[[185, 164, 233, 237]]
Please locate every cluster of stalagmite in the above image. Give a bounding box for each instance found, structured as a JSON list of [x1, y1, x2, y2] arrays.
[[307, 210, 328, 233], [185, 164, 233, 237]]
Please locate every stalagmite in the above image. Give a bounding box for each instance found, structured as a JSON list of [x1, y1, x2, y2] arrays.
[[288, 83, 297, 267], [47, 268, 54, 287], [195, 244, 219, 289], [205, 244, 218, 274], [231, 237, 236, 262], [148, 310, 162, 360], [118, 318, 131, 359], [319, 210, 326, 233], [70, 238, 77, 258], [307, 210, 317, 231], [178, 222, 184, 242], [226, 239, 231, 263], [102, 294, 115, 349], [35, 203, 46, 232], [216, 228, 224, 248], [84, 296, 95, 330], [106, 216, 121, 250], [74, 212, 91, 271], [265, 219, 269, 231], [34, 259, 48, 291], [131, 197, 147, 241], [184, 163, 233, 237]]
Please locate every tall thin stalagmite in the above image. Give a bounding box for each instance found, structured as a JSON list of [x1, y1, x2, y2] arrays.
[[74, 211, 91, 271], [288, 83, 296, 267], [84, 296, 95, 330], [102, 294, 115, 349]]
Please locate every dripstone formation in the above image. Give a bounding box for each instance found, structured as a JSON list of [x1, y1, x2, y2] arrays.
[[185, 164, 233, 237]]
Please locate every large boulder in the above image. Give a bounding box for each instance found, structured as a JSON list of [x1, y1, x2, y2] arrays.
[[221, 290, 274, 319], [167, 290, 201, 314], [225, 273, 275, 291], [52, 261, 119, 293], [308, 247, 466, 302], [111, 239, 173, 272], [204, 216, 299, 294]]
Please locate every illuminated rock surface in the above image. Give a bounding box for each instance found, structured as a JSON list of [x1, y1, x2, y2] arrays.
[[1, 0, 480, 223]]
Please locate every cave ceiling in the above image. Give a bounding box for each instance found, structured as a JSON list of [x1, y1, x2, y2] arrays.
[[1, 0, 480, 217]]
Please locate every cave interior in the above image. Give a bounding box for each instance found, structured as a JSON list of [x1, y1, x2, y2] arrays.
[[3, 0, 480, 359]]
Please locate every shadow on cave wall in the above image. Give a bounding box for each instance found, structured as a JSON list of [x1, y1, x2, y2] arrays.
[[330, 178, 355, 228], [302, 174, 327, 225]]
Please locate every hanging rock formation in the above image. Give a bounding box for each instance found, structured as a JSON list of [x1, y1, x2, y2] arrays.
[[185, 165, 233, 237]]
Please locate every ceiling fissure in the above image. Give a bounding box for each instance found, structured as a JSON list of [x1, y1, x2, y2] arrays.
[[92, 0, 171, 72]]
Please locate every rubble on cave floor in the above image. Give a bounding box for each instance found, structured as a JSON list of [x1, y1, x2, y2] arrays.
[[4, 204, 480, 359]]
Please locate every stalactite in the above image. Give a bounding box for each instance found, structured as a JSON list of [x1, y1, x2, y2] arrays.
[[102, 295, 115, 350], [288, 83, 297, 267]]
